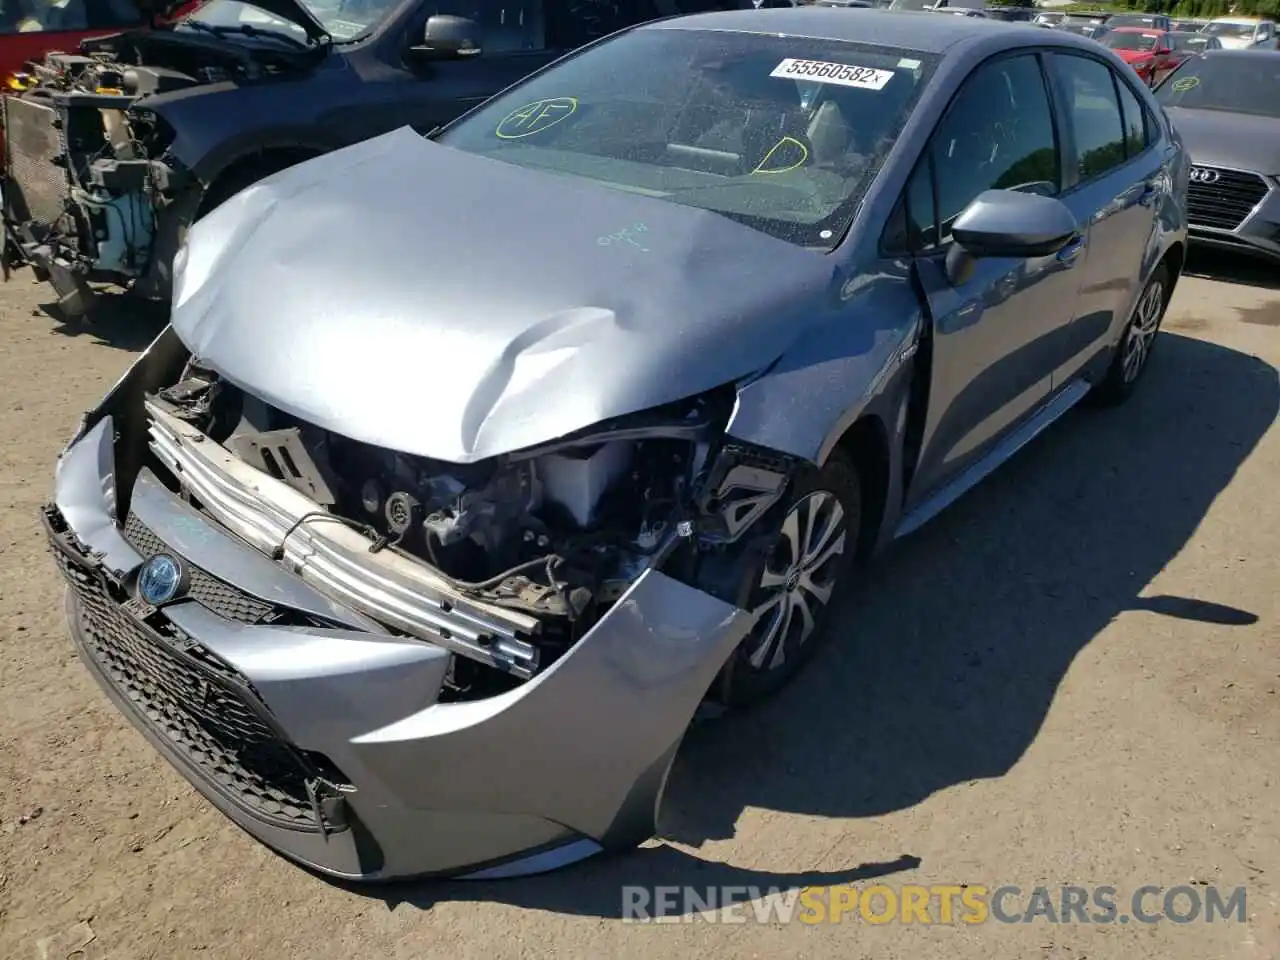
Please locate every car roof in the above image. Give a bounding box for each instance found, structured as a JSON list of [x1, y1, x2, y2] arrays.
[[1111, 26, 1165, 33], [646, 8, 1060, 54], [1210, 16, 1268, 24]]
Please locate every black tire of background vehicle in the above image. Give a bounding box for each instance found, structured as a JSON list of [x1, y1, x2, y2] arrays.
[[197, 154, 311, 221], [717, 449, 862, 707], [1091, 261, 1170, 406]]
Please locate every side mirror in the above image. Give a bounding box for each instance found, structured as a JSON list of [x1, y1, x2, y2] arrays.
[[945, 189, 1079, 284], [410, 14, 482, 61]]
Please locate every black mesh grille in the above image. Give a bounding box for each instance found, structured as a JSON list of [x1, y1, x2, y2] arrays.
[[122, 512, 274, 625], [3, 96, 68, 229], [1187, 168, 1269, 231], [45, 508, 335, 833]]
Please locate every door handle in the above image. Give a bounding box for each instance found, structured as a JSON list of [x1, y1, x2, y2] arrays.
[[1057, 235, 1086, 265]]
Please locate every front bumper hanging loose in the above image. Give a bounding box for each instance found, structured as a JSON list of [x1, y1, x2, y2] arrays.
[[44, 415, 752, 880]]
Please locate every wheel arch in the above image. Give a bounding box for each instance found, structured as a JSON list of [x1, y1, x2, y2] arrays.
[[830, 413, 891, 560], [197, 145, 328, 218]]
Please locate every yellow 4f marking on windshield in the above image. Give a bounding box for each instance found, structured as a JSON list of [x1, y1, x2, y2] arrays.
[[495, 97, 579, 139]]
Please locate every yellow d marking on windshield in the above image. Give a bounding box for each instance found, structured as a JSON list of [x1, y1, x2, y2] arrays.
[[752, 137, 809, 175], [1171, 76, 1200, 92], [495, 97, 579, 139]]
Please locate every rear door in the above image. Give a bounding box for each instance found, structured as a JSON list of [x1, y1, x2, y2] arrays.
[[900, 52, 1087, 505], [1043, 50, 1164, 387]]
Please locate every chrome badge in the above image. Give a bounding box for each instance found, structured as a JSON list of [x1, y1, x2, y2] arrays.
[[1189, 167, 1221, 185], [136, 554, 185, 607]]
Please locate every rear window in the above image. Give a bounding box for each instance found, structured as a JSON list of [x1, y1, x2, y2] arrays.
[[1108, 14, 1160, 28], [1106, 32, 1160, 51], [438, 28, 937, 250]]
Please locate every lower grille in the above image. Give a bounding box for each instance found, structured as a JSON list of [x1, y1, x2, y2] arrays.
[[45, 507, 341, 833], [122, 512, 274, 624], [1187, 168, 1269, 231], [3, 96, 67, 229]]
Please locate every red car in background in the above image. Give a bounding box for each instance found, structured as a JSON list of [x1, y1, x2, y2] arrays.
[[1103, 26, 1177, 86], [0, 0, 196, 86]]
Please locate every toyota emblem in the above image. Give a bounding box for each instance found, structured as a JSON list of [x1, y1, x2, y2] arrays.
[[136, 553, 186, 607], [1190, 167, 1221, 184]]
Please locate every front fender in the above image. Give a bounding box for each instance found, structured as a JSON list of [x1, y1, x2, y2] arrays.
[[725, 261, 922, 466], [145, 66, 352, 182]]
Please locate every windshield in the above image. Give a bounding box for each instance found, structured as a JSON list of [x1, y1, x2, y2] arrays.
[[184, 0, 405, 42], [1155, 55, 1280, 118], [1106, 31, 1160, 51], [437, 29, 935, 250], [1204, 21, 1256, 39]]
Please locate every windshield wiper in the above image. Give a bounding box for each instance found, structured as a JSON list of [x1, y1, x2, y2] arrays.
[[182, 20, 320, 52]]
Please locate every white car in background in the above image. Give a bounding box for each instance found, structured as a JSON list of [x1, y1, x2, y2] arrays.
[[1201, 17, 1277, 49]]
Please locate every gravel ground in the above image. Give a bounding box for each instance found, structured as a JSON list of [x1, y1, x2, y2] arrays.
[[0, 252, 1277, 960]]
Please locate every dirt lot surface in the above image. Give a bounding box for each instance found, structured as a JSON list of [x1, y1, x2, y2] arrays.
[[1, 254, 1277, 960]]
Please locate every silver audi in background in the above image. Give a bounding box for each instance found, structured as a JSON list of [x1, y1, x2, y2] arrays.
[[1155, 49, 1280, 263], [44, 9, 1186, 881]]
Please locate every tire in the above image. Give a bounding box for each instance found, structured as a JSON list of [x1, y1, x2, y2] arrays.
[[717, 450, 861, 707], [1092, 262, 1169, 406]]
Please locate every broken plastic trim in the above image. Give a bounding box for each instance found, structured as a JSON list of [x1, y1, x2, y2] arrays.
[[695, 441, 796, 544]]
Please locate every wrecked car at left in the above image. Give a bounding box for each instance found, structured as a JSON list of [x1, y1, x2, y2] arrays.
[[0, 0, 673, 317]]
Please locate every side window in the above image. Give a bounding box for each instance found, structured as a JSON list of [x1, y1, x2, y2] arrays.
[[1053, 54, 1128, 181], [928, 54, 1059, 240], [1112, 72, 1150, 159], [426, 0, 546, 53], [546, 0, 640, 49]]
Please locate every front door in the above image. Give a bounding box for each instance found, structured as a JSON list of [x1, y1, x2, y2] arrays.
[[904, 52, 1086, 506], [356, 0, 664, 139]]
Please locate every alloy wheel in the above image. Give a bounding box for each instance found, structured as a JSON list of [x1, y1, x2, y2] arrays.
[[745, 490, 848, 672], [1122, 279, 1164, 384]]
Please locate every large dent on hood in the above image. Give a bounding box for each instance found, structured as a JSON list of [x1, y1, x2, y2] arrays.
[[172, 128, 837, 463]]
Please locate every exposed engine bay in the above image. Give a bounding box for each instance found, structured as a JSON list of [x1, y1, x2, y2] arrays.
[[1, 30, 316, 313], [142, 357, 795, 697]]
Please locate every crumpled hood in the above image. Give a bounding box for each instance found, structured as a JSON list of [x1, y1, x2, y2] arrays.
[[1114, 49, 1154, 64], [1165, 107, 1280, 175], [173, 127, 837, 463]]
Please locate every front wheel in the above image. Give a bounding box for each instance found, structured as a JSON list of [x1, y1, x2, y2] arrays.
[[1092, 263, 1169, 406], [718, 451, 861, 707]]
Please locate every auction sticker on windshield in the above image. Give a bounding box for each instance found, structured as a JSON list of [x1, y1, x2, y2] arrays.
[[770, 59, 895, 90]]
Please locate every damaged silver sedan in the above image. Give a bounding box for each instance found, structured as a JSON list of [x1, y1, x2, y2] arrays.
[[43, 9, 1187, 880]]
